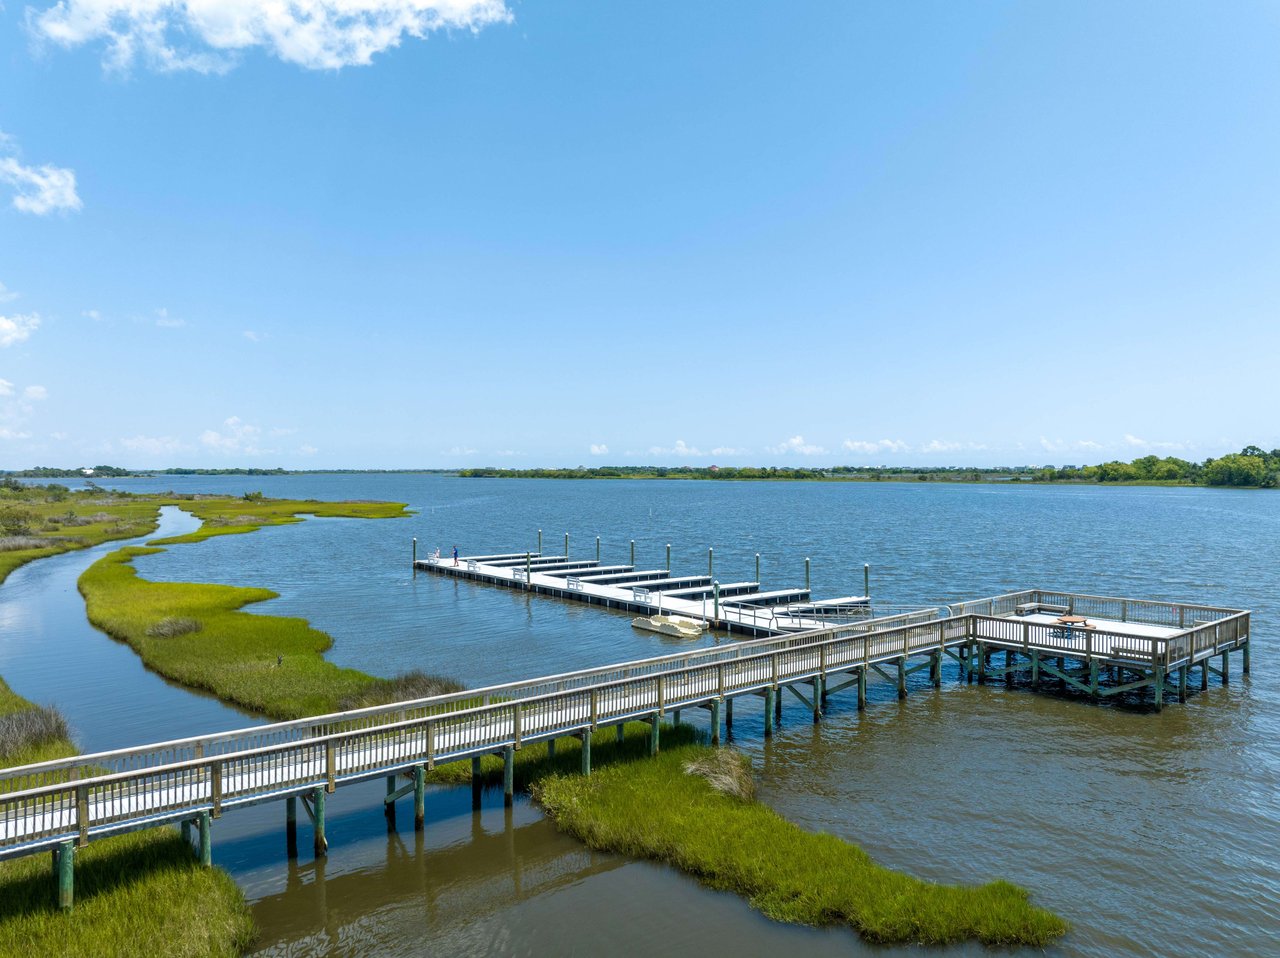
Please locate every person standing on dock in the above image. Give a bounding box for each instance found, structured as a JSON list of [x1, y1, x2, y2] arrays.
[[452, 545, 459, 566]]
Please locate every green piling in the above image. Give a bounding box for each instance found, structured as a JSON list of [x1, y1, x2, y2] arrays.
[[1031, 650, 1040, 685], [726, 696, 734, 729], [1221, 650, 1229, 684], [1154, 665, 1165, 710], [976, 643, 987, 684], [713, 581, 720, 621], [764, 687, 775, 736], [286, 797, 297, 859], [857, 668, 867, 709], [812, 677, 823, 722], [56, 840, 74, 910], [1201, 661, 1210, 691], [1243, 641, 1250, 674], [547, 737, 556, 759], [711, 698, 723, 745], [596, 536, 601, 561], [805, 557, 810, 593], [755, 553, 760, 583], [1089, 659, 1099, 696], [413, 765, 426, 832], [581, 730, 592, 776], [199, 810, 212, 866], [616, 723, 626, 743], [897, 658, 907, 699], [503, 747, 515, 807], [672, 709, 681, 724], [666, 543, 671, 572], [181, 818, 191, 846], [649, 717, 660, 756], [931, 652, 942, 688], [312, 788, 327, 858], [1178, 666, 1188, 703], [630, 540, 635, 566]]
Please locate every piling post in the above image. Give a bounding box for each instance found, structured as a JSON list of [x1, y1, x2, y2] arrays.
[[812, 677, 823, 723], [564, 533, 569, 558], [596, 536, 601, 561], [710, 698, 723, 745], [775, 684, 783, 721], [1089, 659, 1099, 697], [503, 747, 514, 807], [648, 717, 660, 756], [630, 540, 635, 566], [666, 544, 671, 572], [412, 537, 417, 566], [805, 557, 810, 593], [1221, 650, 1229, 685], [56, 840, 74, 910], [181, 818, 191, 846], [471, 756, 483, 810], [1031, 650, 1040, 686], [864, 563, 870, 598], [672, 709, 681, 724], [931, 652, 942, 688], [726, 696, 734, 729], [413, 765, 426, 831], [1243, 641, 1250, 674], [617, 723, 626, 743], [857, 668, 867, 709], [708, 547, 714, 577], [764, 687, 775, 736], [385, 775, 398, 830], [286, 797, 298, 859], [976, 643, 986, 684], [580, 730, 592, 776], [713, 581, 720, 622], [312, 788, 327, 858], [1178, 666, 1188, 703], [538, 529, 542, 554], [1154, 665, 1165, 711], [755, 553, 760, 583], [547, 737, 556, 759], [1005, 649, 1014, 687], [525, 552, 531, 589], [199, 810, 212, 866]]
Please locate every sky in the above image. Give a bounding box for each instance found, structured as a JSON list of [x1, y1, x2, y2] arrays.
[[1, 1, 1278, 470]]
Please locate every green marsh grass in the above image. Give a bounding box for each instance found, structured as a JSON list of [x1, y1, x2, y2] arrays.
[[533, 742, 1069, 948]]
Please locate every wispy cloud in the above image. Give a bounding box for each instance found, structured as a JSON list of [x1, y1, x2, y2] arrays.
[[648, 439, 706, 458], [766, 435, 825, 456], [446, 445, 478, 456], [122, 434, 189, 455], [1039, 436, 1103, 454], [920, 439, 987, 455], [843, 438, 909, 455], [23, 385, 48, 400], [1123, 433, 1188, 452], [0, 312, 40, 347], [589, 443, 609, 456], [201, 416, 266, 454], [0, 133, 81, 215], [83, 308, 103, 321], [29, 0, 515, 73], [154, 307, 185, 328], [0, 282, 17, 303], [243, 330, 266, 342]]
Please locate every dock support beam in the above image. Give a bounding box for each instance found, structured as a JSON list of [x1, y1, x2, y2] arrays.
[[1153, 665, 1165, 711], [502, 746, 515, 807], [471, 756, 483, 810], [711, 698, 723, 745], [181, 818, 191, 846], [1221, 651, 1229, 685], [1031, 650, 1040, 686], [725, 696, 734, 729], [1201, 661, 1210, 691], [1178, 666, 1188, 703], [580, 730, 592, 776], [385, 775, 397, 830], [630, 540, 635, 566], [764, 687, 775, 737], [286, 797, 298, 859], [857, 667, 867, 710], [1243, 641, 1250, 674], [199, 810, 212, 866], [547, 737, 556, 759], [413, 765, 426, 832], [976, 643, 986, 684], [56, 840, 74, 910], [930, 652, 941, 688], [617, 722, 626, 743], [1089, 659, 1099, 697], [774, 686, 782, 722], [897, 659, 906, 699], [312, 788, 327, 858], [648, 716, 660, 756], [812, 677, 823, 723]]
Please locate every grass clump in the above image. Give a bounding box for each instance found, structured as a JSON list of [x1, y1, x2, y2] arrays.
[[0, 676, 257, 956], [683, 747, 756, 800], [338, 670, 465, 711], [145, 616, 203, 638], [534, 743, 1068, 948]]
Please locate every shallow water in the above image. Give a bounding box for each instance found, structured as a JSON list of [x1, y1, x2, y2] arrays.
[[4, 476, 1276, 956]]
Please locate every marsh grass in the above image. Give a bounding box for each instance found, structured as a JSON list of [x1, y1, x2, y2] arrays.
[[0, 536, 57, 551], [338, 670, 465, 711], [534, 743, 1068, 948], [145, 616, 203, 638], [683, 747, 755, 800]]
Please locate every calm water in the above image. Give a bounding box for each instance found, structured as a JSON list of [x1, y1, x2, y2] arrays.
[[2, 475, 1276, 956]]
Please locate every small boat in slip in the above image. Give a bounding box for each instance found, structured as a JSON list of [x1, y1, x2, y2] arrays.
[[631, 614, 708, 638]]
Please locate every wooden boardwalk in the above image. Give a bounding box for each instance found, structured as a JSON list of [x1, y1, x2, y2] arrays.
[[0, 585, 1251, 908]]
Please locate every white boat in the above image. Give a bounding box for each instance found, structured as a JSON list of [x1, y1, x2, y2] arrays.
[[630, 614, 708, 638]]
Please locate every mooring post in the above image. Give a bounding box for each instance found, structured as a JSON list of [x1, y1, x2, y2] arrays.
[[1221, 650, 1229, 685], [897, 658, 907, 699], [1178, 666, 1188, 703], [286, 797, 298, 859], [1005, 650, 1014, 687], [596, 536, 601, 561], [710, 698, 723, 745], [976, 643, 986, 684], [1243, 641, 1250, 674], [181, 818, 192, 846], [857, 668, 867, 709], [755, 553, 760, 583], [385, 775, 398, 830], [805, 557, 810, 593], [471, 756, 483, 810], [537, 529, 542, 554], [564, 532, 569, 558], [666, 543, 671, 572], [713, 580, 720, 622], [312, 788, 327, 858], [1201, 661, 1210, 691], [630, 540, 635, 566], [775, 684, 783, 721], [525, 552, 531, 589], [812, 677, 823, 722], [864, 563, 870, 598], [931, 652, 942, 688], [580, 730, 592, 776], [502, 747, 514, 807], [708, 547, 714, 577], [616, 722, 626, 743], [1089, 659, 1100, 697], [56, 840, 74, 910], [764, 687, 775, 736], [199, 810, 212, 866], [648, 716, 660, 756], [1154, 665, 1165, 711], [1031, 650, 1040, 685], [413, 765, 426, 832], [412, 537, 417, 567]]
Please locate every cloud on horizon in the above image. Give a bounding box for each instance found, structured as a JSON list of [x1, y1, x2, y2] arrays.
[[28, 0, 514, 72]]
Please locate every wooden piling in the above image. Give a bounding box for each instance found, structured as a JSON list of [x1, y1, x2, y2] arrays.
[[648, 716, 660, 756], [764, 687, 775, 736], [286, 797, 298, 859], [580, 729, 592, 776], [812, 677, 823, 723], [312, 788, 327, 858], [1178, 666, 1188, 703], [1221, 650, 1229, 685], [413, 765, 426, 831], [857, 667, 867, 710], [711, 698, 723, 745], [1154, 665, 1165, 711], [725, 696, 734, 729], [199, 810, 212, 866], [897, 658, 907, 699], [502, 747, 514, 807], [56, 840, 74, 910], [547, 737, 556, 759]]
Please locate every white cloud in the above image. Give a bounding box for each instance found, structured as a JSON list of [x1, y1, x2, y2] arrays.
[[1123, 434, 1187, 452], [0, 379, 12, 397], [920, 439, 988, 455], [29, 0, 515, 73], [122, 434, 189, 455], [446, 445, 477, 456], [23, 385, 48, 400], [648, 439, 705, 458], [767, 435, 825, 456], [83, 308, 103, 321], [1040, 436, 1104, 454], [0, 427, 31, 440], [243, 330, 266, 342], [0, 282, 17, 303], [0, 155, 82, 215], [494, 449, 520, 457], [843, 438, 909, 455], [0, 312, 40, 347], [50, 431, 68, 440], [298, 444, 319, 455], [200, 416, 266, 454], [154, 307, 185, 328], [589, 443, 609, 456], [710, 446, 744, 456]]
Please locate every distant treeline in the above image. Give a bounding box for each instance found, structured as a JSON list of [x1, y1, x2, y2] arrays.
[[2, 467, 456, 478], [459, 446, 1280, 488]]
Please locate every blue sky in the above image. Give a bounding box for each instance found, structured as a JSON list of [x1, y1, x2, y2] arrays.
[[1, 1, 1278, 469]]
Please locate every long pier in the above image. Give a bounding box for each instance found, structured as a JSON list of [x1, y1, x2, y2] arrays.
[[0, 586, 1251, 909]]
